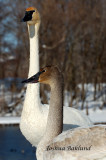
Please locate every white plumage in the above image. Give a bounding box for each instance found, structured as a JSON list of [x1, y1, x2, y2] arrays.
[[20, 7, 92, 148], [23, 66, 106, 160]]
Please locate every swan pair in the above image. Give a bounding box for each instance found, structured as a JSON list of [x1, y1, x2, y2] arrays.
[[20, 6, 106, 160], [22, 66, 106, 160], [20, 7, 92, 148]]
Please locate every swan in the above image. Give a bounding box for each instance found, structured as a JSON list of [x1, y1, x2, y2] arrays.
[[22, 66, 106, 160], [20, 7, 92, 147]]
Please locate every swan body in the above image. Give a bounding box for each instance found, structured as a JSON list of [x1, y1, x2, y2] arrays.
[[44, 125, 106, 160], [23, 66, 106, 160], [20, 7, 92, 147], [20, 103, 92, 146]]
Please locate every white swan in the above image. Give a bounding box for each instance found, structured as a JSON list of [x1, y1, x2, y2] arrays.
[[23, 66, 106, 160], [20, 7, 92, 147]]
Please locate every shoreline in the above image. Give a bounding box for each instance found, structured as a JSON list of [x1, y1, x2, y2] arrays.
[[0, 117, 106, 126]]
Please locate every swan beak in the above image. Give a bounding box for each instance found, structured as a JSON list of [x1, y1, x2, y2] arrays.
[[21, 15, 30, 22], [21, 15, 29, 22], [22, 71, 42, 84], [21, 10, 34, 22]]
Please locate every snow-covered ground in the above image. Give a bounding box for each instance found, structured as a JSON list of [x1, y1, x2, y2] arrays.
[[0, 117, 20, 124], [0, 79, 106, 124], [64, 84, 106, 123], [87, 107, 106, 123]]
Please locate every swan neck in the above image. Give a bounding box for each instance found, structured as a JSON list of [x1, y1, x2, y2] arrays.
[[46, 80, 63, 137], [36, 78, 63, 159], [28, 23, 40, 77], [26, 23, 41, 107]]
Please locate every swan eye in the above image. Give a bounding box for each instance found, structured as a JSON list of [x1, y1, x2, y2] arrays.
[[43, 69, 46, 72], [40, 69, 46, 74]]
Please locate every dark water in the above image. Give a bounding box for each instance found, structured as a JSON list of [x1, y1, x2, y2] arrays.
[[0, 126, 37, 160]]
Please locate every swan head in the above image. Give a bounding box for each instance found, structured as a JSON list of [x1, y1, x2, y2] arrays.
[[22, 66, 63, 85], [21, 7, 40, 25]]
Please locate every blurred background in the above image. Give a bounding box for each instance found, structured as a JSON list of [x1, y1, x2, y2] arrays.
[[0, 0, 106, 159]]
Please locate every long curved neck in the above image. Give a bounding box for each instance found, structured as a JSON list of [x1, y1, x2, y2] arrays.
[[37, 78, 63, 159], [25, 23, 41, 110], [46, 80, 63, 139], [28, 23, 40, 77]]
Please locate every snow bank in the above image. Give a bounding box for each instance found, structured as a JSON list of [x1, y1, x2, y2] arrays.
[[0, 117, 20, 124]]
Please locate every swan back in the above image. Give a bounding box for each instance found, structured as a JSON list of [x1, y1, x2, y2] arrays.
[[44, 125, 106, 160]]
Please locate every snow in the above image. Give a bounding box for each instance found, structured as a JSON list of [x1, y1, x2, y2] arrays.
[[0, 80, 106, 125], [0, 108, 106, 125], [82, 107, 106, 123], [0, 117, 20, 124], [64, 83, 106, 124], [88, 108, 106, 123]]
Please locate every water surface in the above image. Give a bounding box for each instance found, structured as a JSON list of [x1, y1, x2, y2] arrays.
[[0, 126, 36, 160]]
